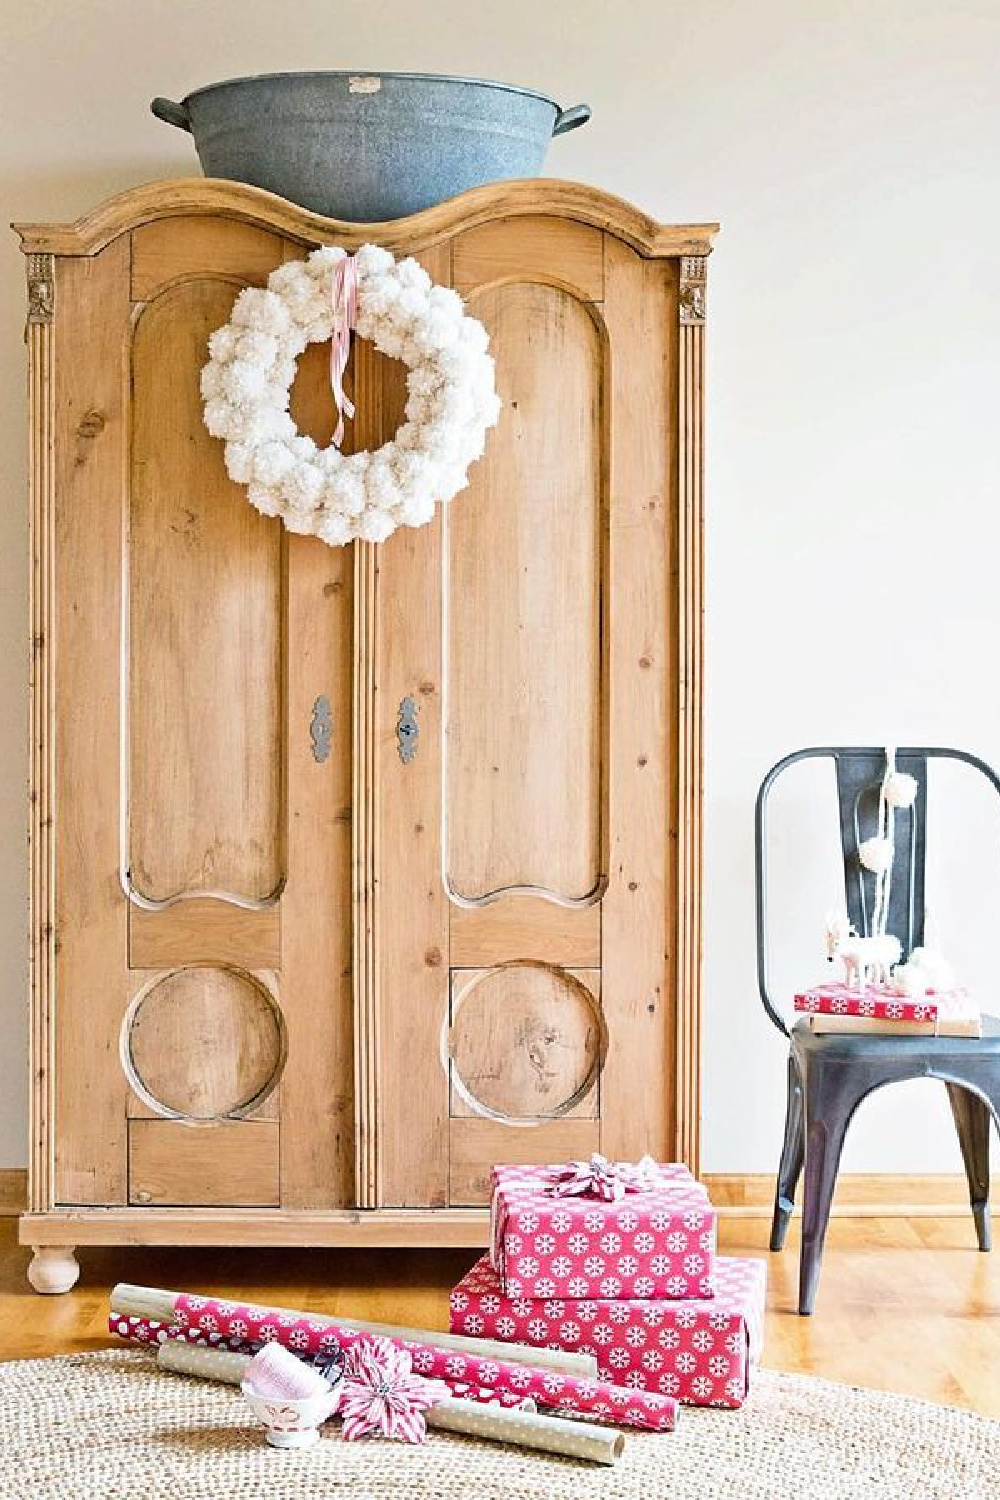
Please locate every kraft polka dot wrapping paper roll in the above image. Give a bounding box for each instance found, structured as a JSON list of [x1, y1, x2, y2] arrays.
[[490, 1161, 717, 1301], [156, 1341, 629, 1465]]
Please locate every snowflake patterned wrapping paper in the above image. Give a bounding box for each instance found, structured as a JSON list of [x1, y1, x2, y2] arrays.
[[490, 1161, 716, 1300], [170, 1293, 678, 1432], [109, 1314, 534, 1412], [451, 1254, 766, 1408], [794, 982, 975, 1023]]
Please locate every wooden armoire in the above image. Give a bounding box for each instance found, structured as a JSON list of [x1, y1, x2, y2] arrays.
[[16, 179, 715, 1291]]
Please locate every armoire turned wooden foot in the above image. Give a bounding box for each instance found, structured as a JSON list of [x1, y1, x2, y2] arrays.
[[15, 180, 716, 1291]]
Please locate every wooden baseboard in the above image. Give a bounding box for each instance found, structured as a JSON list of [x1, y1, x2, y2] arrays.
[[0, 1170, 26, 1217], [4, 1171, 990, 1225], [705, 1172, 998, 1219]]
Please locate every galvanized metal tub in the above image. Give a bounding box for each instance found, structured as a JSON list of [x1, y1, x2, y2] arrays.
[[151, 71, 591, 221]]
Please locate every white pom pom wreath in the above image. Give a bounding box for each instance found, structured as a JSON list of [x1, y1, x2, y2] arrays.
[[201, 244, 501, 546]]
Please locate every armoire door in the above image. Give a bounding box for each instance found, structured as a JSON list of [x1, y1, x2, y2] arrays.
[[52, 221, 355, 1210], [371, 216, 675, 1206]]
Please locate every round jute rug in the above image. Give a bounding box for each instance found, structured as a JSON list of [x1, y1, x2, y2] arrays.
[[0, 1349, 996, 1499]]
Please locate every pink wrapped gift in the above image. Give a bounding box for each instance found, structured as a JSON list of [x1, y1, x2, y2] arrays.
[[490, 1158, 716, 1300], [795, 982, 942, 1021], [451, 1254, 765, 1408]]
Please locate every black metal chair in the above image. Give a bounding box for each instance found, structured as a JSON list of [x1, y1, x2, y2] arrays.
[[756, 746, 1000, 1314]]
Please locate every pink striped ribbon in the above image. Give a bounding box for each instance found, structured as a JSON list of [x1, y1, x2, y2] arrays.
[[330, 254, 358, 448]]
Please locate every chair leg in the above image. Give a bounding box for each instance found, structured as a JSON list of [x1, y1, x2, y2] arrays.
[[770, 1053, 804, 1251], [798, 1076, 857, 1316], [946, 1082, 992, 1252]]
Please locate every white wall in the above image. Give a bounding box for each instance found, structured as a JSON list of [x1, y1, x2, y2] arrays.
[[1, 1, 998, 1171]]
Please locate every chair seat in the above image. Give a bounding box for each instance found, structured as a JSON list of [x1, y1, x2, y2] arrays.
[[792, 1014, 1000, 1058]]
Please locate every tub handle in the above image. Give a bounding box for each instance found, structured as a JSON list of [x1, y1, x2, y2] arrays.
[[552, 103, 591, 137], [151, 97, 192, 133]]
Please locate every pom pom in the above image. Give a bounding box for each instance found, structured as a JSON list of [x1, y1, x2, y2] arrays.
[[884, 771, 918, 809], [306, 245, 348, 278], [892, 961, 930, 998], [317, 511, 355, 548], [357, 508, 396, 543], [858, 835, 894, 875], [400, 493, 436, 528], [235, 330, 279, 367], [224, 442, 255, 485], [223, 360, 271, 406], [246, 482, 282, 518], [355, 243, 394, 277], [252, 440, 295, 487], [231, 288, 290, 337], [207, 326, 239, 363], [203, 398, 237, 439], [200, 363, 226, 402], [281, 461, 324, 510], [427, 285, 465, 321]]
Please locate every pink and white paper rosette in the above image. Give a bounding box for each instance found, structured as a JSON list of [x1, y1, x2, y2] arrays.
[[167, 1296, 678, 1432], [451, 1254, 766, 1409], [490, 1160, 716, 1301]]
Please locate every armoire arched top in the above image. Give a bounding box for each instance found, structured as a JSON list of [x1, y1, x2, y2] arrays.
[[14, 176, 719, 259]]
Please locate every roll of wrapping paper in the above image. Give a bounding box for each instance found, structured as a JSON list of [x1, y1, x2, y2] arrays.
[[157, 1340, 626, 1466], [110, 1314, 533, 1410], [112, 1283, 594, 1378], [119, 1289, 677, 1432]]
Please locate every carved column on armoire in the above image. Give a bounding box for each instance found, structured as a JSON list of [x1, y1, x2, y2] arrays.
[[15, 180, 717, 1287], [676, 253, 708, 1169]]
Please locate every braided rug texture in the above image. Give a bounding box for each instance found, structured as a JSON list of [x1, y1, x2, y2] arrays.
[[0, 1349, 997, 1499]]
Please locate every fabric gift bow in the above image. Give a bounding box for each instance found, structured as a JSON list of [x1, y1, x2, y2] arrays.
[[548, 1152, 658, 1203]]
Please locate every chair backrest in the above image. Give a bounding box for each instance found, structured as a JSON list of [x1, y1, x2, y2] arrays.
[[754, 746, 1000, 1036]]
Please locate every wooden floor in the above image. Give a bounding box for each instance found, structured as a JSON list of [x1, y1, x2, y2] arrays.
[[2, 1214, 999, 1418]]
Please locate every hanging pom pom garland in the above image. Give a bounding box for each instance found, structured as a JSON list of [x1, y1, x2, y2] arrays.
[[201, 244, 501, 546]]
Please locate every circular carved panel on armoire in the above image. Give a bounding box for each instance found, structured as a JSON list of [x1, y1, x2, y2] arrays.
[[122, 966, 286, 1120], [448, 963, 606, 1122]]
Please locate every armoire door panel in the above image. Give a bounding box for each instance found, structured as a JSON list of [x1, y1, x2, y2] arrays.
[[452, 216, 605, 302], [122, 965, 284, 1121], [128, 279, 284, 906], [371, 245, 453, 1210], [599, 237, 673, 1162], [449, 898, 601, 968], [128, 900, 281, 970], [449, 1118, 601, 1207], [280, 529, 355, 1209], [444, 280, 607, 904], [130, 217, 282, 302], [128, 1120, 280, 1206], [448, 967, 602, 1122], [53, 240, 132, 1205]]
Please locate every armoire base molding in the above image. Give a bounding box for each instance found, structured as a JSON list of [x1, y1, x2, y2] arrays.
[[19, 1207, 491, 1249]]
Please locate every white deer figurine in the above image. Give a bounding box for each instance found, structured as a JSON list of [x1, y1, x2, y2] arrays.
[[823, 912, 901, 992]]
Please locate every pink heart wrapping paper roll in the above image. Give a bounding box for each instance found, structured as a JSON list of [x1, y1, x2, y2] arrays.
[[171, 1294, 679, 1432], [108, 1314, 532, 1411]]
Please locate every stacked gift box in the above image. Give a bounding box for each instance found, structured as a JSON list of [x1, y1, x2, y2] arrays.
[[450, 1157, 766, 1409], [794, 981, 981, 1037]]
